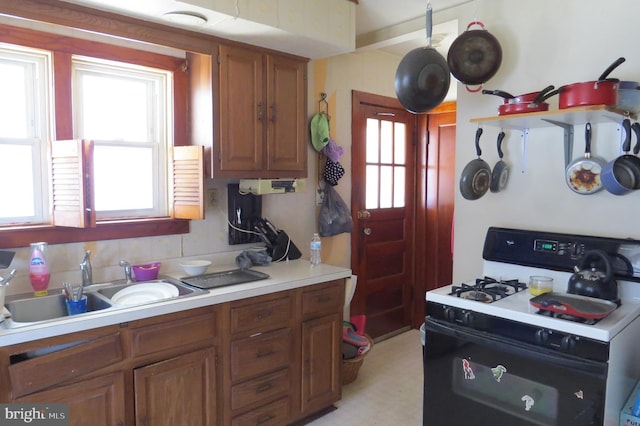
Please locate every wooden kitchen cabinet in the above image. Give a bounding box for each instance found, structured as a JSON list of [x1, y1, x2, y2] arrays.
[[215, 44, 307, 178], [134, 348, 217, 426], [298, 281, 343, 417], [16, 372, 126, 426]]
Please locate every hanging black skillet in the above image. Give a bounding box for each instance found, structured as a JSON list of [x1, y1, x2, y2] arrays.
[[490, 131, 509, 193], [447, 21, 502, 91], [394, 2, 450, 114], [460, 128, 491, 200]]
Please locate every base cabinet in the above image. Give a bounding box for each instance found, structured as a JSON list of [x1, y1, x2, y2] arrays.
[[16, 372, 126, 426], [1, 279, 345, 426], [134, 348, 217, 426]]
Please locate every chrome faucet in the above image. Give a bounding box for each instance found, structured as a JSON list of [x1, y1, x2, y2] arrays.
[[119, 260, 133, 284], [80, 250, 92, 288]]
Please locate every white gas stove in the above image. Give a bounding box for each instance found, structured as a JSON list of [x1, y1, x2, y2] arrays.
[[427, 263, 640, 342], [424, 227, 640, 426]]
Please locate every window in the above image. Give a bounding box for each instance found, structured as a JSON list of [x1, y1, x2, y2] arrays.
[[73, 57, 171, 219], [0, 46, 51, 225], [0, 24, 203, 248], [365, 117, 407, 209]]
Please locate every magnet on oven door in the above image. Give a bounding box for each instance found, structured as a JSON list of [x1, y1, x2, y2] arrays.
[[521, 395, 535, 411], [491, 364, 507, 382], [462, 359, 475, 379]]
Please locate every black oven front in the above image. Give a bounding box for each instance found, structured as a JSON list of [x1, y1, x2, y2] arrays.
[[423, 314, 608, 426]]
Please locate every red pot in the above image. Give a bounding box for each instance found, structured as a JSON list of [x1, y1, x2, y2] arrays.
[[558, 79, 619, 109]]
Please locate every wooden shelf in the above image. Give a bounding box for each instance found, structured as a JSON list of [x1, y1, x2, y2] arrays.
[[470, 105, 636, 130]]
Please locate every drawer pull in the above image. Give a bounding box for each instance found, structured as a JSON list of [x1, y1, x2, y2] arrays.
[[256, 311, 273, 320], [257, 414, 274, 425], [256, 381, 274, 393], [256, 350, 274, 359]]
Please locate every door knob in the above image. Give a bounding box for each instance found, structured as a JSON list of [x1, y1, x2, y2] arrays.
[[363, 227, 372, 236], [358, 210, 371, 219]]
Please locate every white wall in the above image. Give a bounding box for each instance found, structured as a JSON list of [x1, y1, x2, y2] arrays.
[[453, 0, 640, 281]]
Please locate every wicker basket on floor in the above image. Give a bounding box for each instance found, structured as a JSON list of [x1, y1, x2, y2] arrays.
[[342, 334, 374, 385]]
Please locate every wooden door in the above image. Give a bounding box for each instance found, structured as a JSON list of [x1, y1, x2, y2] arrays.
[[217, 45, 265, 174], [266, 55, 307, 176], [16, 373, 126, 426], [134, 348, 217, 426], [414, 104, 456, 327], [350, 90, 416, 339]]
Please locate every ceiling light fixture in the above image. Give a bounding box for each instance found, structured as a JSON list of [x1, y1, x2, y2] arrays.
[[162, 11, 208, 26]]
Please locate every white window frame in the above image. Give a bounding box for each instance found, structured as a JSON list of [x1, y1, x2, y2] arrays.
[[0, 45, 51, 226], [72, 56, 172, 220]]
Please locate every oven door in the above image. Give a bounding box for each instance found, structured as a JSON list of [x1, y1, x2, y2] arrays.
[[423, 318, 607, 426]]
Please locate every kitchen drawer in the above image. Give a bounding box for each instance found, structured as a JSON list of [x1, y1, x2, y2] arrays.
[[231, 396, 290, 426], [302, 280, 344, 320], [230, 292, 291, 336], [231, 368, 290, 411], [129, 310, 217, 358], [230, 328, 291, 382], [9, 333, 123, 398]]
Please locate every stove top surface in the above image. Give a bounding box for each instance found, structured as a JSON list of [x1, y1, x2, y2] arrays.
[[427, 280, 640, 342]]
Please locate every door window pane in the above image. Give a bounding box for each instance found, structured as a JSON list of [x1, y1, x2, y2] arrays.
[[366, 165, 379, 209], [366, 118, 379, 163], [380, 120, 393, 163]]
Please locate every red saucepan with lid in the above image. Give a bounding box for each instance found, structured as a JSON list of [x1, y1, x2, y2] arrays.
[[558, 57, 625, 109]]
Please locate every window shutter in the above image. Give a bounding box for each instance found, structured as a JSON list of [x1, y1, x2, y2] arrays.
[[51, 139, 96, 228], [171, 145, 205, 220]]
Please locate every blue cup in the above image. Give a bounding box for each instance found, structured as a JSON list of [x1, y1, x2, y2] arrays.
[[66, 296, 87, 315]]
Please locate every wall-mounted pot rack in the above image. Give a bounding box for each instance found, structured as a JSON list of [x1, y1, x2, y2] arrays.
[[470, 105, 637, 172]]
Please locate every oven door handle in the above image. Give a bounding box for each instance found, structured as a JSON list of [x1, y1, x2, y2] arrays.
[[425, 318, 607, 377]]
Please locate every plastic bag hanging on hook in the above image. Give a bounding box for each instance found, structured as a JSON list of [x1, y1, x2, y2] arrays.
[[318, 184, 353, 237]]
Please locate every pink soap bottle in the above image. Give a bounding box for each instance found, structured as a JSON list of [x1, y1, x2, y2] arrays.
[[29, 242, 50, 296]]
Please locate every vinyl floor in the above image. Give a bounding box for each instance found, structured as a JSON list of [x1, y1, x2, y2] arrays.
[[307, 328, 423, 425]]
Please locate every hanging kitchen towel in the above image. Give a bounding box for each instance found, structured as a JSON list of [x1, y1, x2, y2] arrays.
[[310, 112, 330, 151], [322, 137, 345, 162], [323, 158, 345, 186]]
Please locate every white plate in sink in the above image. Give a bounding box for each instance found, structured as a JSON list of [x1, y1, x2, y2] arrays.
[[111, 282, 179, 306]]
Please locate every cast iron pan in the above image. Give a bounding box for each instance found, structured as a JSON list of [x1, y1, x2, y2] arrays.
[[460, 128, 491, 200], [490, 131, 509, 193], [394, 3, 450, 113]]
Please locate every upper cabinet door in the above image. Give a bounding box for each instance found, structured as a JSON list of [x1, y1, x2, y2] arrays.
[[217, 45, 266, 175], [266, 55, 307, 176]]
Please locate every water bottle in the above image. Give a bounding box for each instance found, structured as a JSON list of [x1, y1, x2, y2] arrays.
[[29, 242, 50, 297], [310, 233, 322, 266]]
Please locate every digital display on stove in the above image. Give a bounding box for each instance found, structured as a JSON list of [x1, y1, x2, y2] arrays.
[[534, 239, 558, 253]]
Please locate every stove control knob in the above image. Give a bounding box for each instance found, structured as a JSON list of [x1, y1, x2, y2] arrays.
[[535, 329, 549, 344], [561, 335, 576, 352], [443, 307, 457, 322], [462, 311, 475, 326]]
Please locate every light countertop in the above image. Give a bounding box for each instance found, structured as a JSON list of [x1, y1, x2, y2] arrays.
[[0, 261, 352, 347]]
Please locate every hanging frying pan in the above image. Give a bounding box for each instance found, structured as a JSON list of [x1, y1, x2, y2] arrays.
[[447, 21, 502, 92], [601, 119, 640, 195], [490, 131, 509, 193], [460, 128, 491, 200], [565, 122, 606, 194], [394, 2, 450, 113]]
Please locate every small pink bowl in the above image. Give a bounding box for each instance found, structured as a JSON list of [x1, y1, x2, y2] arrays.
[[132, 262, 161, 281]]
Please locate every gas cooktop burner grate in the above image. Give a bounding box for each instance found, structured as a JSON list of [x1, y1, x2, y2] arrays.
[[449, 276, 527, 303]]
